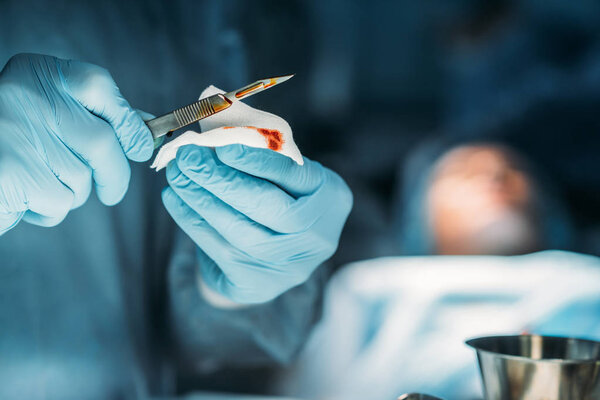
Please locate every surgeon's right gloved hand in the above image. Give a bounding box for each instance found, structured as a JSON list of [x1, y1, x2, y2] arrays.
[[0, 54, 154, 235], [163, 145, 353, 304]]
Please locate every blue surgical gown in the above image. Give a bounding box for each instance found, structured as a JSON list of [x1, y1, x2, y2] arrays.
[[0, 1, 323, 398]]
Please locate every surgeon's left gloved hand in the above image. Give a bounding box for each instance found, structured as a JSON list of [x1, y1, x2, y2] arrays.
[[0, 54, 153, 235], [162, 144, 353, 304]]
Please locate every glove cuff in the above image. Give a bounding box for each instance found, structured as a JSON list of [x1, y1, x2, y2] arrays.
[[196, 270, 250, 310]]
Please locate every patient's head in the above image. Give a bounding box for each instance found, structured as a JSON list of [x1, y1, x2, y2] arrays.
[[426, 144, 540, 255]]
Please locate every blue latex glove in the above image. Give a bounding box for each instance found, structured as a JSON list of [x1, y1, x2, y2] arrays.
[[0, 54, 154, 234], [162, 144, 353, 304]]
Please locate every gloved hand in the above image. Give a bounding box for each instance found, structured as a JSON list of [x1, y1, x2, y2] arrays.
[[162, 144, 353, 304], [0, 54, 154, 235]]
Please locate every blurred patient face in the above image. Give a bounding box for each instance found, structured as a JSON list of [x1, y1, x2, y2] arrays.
[[427, 145, 540, 255]]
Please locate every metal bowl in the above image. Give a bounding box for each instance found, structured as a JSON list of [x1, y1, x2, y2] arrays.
[[466, 335, 600, 400], [397, 394, 443, 400]]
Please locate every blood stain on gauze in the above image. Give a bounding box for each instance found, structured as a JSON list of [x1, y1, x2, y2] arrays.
[[223, 126, 284, 151], [151, 85, 303, 171], [259, 128, 284, 151]]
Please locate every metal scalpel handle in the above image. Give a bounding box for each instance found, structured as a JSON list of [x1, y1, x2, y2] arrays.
[[145, 74, 293, 148], [146, 93, 232, 146]]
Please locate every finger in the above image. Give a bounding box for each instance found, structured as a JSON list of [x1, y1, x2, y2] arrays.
[[8, 154, 75, 222], [167, 166, 335, 266], [37, 131, 93, 209], [135, 108, 164, 148], [162, 187, 282, 304], [53, 158, 92, 210], [135, 109, 155, 121], [21, 171, 74, 227], [173, 145, 305, 233], [22, 210, 68, 227], [57, 112, 131, 206], [161, 186, 246, 274], [215, 144, 324, 197], [59, 59, 154, 162], [0, 134, 73, 228], [166, 163, 278, 258]]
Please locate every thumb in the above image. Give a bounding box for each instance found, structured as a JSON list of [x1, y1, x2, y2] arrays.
[[135, 109, 155, 121], [136, 109, 164, 148], [59, 59, 154, 162]]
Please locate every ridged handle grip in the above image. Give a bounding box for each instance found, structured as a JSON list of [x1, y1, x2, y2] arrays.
[[146, 94, 232, 145], [173, 96, 216, 126]]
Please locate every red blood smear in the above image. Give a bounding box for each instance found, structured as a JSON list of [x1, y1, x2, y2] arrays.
[[255, 127, 284, 151], [221, 126, 284, 151]]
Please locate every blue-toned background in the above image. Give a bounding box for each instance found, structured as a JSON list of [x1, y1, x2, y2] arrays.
[[231, 0, 600, 263], [1, 1, 600, 398], [2, 0, 598, 263]]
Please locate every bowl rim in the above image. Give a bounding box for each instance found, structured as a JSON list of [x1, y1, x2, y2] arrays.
[[465, 334, 600, 364]]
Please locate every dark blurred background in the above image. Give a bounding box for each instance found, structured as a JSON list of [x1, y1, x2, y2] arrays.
[[2, 0, 598, 262], [230, 0, 600, 264], [1, 0, 599, 396]]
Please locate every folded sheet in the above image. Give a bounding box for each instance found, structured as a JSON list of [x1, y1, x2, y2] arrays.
[[151, 85, 303, 171]]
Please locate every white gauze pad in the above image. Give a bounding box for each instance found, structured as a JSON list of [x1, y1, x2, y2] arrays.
[[150, 85, 303, 171]]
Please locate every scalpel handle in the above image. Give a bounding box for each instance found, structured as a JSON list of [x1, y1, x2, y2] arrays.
[[146, 94, 233, 147]]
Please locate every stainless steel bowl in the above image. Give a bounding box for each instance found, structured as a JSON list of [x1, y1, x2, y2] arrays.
[[397, 394, 443, 400], [466, 335, 600, 400]]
